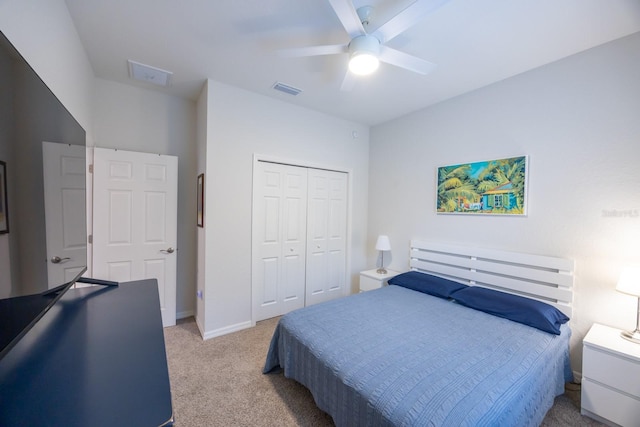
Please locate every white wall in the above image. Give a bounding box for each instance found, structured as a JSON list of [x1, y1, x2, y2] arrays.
[[0, 0, 95, 142], [198, 79, 369, 337], [195, 81, 208, 333], [92, 78, 198, 318], [369, 32, 640, 373]]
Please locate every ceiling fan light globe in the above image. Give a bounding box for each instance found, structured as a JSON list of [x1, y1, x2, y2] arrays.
[[348, 35, 381, 75], [349, 53, 379, 75]]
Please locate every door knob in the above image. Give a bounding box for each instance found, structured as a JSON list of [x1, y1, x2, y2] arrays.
[[161, 247, 175, 254], [51, 256, 70, 264]]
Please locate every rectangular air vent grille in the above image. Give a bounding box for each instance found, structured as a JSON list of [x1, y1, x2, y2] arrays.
[[272, 82, 302, 96], [128, 60, 173, 87]]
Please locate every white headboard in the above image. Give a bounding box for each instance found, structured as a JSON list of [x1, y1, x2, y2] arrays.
[[410, 240, 574, 317]]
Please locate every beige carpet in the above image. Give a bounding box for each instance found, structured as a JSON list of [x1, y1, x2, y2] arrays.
[[164, 317, 604, 427]]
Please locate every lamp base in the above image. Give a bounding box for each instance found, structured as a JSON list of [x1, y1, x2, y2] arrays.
[[620, 329, 640, 344], [376, 268, 387, 275]]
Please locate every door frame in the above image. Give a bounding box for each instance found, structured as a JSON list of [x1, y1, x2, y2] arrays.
[[251, 153, 354, 324]]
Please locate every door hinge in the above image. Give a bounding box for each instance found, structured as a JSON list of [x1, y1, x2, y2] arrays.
[[88, 164, 93, 173], [88, 234, 93, 244]]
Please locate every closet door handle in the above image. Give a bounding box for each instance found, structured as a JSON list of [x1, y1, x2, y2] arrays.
[[51, 256, 70, 264], [161, 247, 175, 254]]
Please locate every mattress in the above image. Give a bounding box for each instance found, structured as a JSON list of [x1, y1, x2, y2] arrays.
[[263, 285, 572, 427]]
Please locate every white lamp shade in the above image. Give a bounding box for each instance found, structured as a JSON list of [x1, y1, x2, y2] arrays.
[[375, 235, 391, 251], [616, 266, 640, 297]]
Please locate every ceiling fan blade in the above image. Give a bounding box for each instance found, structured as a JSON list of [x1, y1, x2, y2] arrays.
[[372, 0, 449, 43], [278, 44, 348, 58], [378, 46, 436, 75], [340, 69, 357, 92], [327, 0, 366, 38]]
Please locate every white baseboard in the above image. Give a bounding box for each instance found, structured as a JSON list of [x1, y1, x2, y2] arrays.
[[195, 316, 205, 337], [201, 320, 253, 341], [176, 310, 194, 320]]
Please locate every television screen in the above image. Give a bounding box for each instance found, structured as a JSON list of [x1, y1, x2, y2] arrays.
[[0, 30, 87, 359]]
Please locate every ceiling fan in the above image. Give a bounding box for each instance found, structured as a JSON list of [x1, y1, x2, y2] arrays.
[[278, 0, 449, 91]]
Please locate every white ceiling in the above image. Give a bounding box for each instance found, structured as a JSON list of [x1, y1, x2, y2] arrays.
[[64, 0, 640, 126]]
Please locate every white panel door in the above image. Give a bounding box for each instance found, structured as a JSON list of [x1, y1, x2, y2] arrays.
[[42, 142, 87, 288], [252, 161, 307, 321], [306, 169, 347, 306], [92, 148, 178, 327]]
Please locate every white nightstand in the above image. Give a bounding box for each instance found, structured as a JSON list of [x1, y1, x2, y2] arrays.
[[581, 323, 640, 426], [359, 269, 399, 292]]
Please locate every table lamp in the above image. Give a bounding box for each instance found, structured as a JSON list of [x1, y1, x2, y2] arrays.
[[375, 235, 391, 274], [616, 266, 640, 343]]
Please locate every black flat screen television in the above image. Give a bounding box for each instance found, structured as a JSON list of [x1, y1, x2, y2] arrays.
[[0, 30, 89, 360]]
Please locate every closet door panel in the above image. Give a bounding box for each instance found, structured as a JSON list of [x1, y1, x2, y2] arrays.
[[328, 249, 345, 292], [260, 258, 279, 305], [306, 169, 347, 306], [252, 162, 307, 321], [306, 251, 327, 296]]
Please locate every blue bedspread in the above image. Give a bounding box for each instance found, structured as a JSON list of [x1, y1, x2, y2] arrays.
[[263, 285, 572, 427]]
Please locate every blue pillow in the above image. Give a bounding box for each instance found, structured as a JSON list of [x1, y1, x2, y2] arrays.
[[388, 271, 468, 299], [451, 286, 569, 335]]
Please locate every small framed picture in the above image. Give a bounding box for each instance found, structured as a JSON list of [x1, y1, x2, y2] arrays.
[[197, 173, 204, 227], [0, 161, 8, 234]]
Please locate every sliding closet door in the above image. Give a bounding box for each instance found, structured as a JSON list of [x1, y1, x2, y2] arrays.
[[252, 161, 308, 321], [305, 169, 347, 306]]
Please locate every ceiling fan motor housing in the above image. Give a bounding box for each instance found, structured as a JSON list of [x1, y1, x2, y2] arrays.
[[349, 35, 381, 55]]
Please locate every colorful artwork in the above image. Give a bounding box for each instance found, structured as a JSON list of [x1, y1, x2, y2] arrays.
[[437, 156, 527, 215]]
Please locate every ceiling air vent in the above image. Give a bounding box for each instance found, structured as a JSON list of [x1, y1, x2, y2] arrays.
[[128, 60, 173, 87], [272, 82, 302, 96]]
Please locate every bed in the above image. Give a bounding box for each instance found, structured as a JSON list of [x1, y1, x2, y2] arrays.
[[263, 241, 575, 426]]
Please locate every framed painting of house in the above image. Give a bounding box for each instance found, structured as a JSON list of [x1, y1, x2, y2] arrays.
[[436, 156, 527, 216], [0, 160, 8, 233]]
